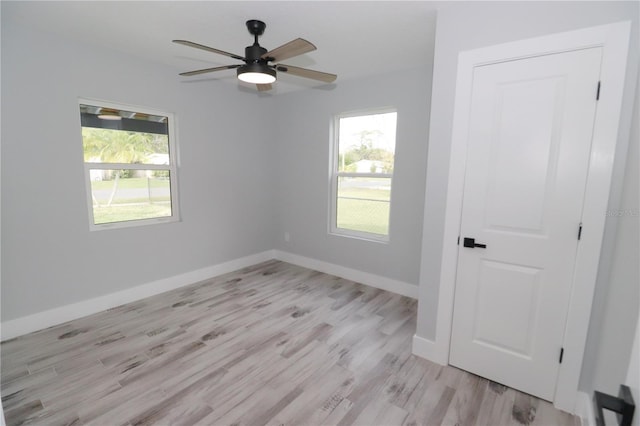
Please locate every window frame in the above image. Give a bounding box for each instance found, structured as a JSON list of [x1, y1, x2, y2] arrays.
[[329, 107, 397, 242], [78, 98, 180, 231]]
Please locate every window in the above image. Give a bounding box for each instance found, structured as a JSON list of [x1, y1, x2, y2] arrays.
[[330, 110, 397, 241], [79, 100, 179, 229]]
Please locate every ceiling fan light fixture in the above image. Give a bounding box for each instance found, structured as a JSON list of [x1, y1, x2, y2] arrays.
[[237, 63, 276, 84]]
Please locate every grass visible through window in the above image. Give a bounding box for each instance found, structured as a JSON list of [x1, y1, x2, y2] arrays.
[[90, 176, 171, 224], [337, 180, 390, 236], [93, 204, 172, 225]]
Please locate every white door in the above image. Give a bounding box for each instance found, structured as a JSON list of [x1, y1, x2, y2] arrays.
[[449, 47, 603, 401]]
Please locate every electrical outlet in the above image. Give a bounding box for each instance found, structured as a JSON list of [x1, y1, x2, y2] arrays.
[[284, 232, 290, 242]]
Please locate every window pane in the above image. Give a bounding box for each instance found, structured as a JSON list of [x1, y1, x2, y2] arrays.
[[89, 170, 172, 225], [82, 128, 170, 165], [337, 112, 397, 173], [337, 177, 391, 235]]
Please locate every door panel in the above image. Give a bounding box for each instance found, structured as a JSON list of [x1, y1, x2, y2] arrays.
[[449, 48, 602, 401], [485, 76, 564, 234], [473, 260, 541, 358]]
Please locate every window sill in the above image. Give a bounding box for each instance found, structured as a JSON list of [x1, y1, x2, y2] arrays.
[[329, 229, 390, 244], [89, 215, 179, 231]]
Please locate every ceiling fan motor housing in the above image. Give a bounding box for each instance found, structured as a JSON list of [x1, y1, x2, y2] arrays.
[[245, 44, 268, 62]]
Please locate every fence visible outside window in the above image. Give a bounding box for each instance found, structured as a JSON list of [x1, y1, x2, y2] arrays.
[[79, 100, 179, 229], [331, 110, 397, 241]]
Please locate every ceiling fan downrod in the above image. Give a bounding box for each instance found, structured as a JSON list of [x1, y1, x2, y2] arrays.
[[246, 19, 266, 45], [244, 19, 268, 62]]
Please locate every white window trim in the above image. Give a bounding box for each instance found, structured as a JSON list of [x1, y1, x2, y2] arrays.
[[78, 98, 180, 231], [329, 108, 397, 242]]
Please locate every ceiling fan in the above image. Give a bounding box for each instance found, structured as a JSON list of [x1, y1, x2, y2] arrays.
[[173, 19, 337, 91]]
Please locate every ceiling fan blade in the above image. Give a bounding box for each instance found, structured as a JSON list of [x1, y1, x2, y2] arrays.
[[262, 38, 316, 62], [256, 84, 273, 92], [276, 64, 337, 83], [173, 40, 245, 61], [179, 64, 241, 77]]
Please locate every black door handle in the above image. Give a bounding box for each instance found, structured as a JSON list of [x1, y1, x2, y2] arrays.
[[463, 237, 487, 249]]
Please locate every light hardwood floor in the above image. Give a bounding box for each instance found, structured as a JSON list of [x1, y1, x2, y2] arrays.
[[1, 260, 579, 426]]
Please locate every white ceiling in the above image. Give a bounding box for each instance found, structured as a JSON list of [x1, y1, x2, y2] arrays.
[[3, 1, 438, 94]]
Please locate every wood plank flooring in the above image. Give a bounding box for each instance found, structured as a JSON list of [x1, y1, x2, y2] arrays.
[[1, 260, 580, 426]]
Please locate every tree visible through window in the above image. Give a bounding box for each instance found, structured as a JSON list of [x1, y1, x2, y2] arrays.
[[331, 110, 397, 240], [79, 101, 179, 228]]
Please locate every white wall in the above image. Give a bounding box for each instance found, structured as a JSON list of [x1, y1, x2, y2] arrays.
[[272, 67, 433, 287], [1, 19, 277, 322], [415, 0, 639, 397], [581, 73, 640, 395]]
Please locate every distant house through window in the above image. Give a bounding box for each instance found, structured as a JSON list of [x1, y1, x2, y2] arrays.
[[330, 109, 397, 241], [79, 100, 179, 229]]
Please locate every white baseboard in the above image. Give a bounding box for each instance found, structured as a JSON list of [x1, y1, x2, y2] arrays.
[[575, 391, 595, 426], [412, 334, 448, 365], [1, 249, 418, 341], [273, 250, 418, 299], [0, 250, 275, 341]]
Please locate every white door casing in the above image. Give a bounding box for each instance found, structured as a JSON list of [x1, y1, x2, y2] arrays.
[[412, 21, 631, 412], [449, 48, 602, 401]]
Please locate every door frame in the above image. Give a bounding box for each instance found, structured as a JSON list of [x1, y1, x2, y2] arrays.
[[429, 22, 631, 412]]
